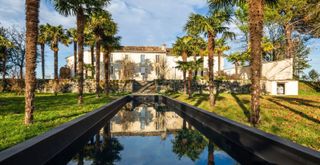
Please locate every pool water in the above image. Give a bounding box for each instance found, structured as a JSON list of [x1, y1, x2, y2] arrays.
[[67, 102, 238, 165]]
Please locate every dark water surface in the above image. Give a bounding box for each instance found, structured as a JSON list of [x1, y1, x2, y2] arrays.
[[67, 102, 238, 165]]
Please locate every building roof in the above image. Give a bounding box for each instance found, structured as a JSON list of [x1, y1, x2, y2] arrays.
[[113, 46, 168, 53]]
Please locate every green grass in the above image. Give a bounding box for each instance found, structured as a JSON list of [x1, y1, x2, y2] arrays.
[[299, 81, 320, 95], [168, 92, 320, 151], [0, 93, 121, 151]]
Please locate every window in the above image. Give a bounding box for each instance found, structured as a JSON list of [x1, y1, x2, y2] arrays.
[[110, 66, 114, 74], [156, 67, 160, 76], [125, 54, 128, 60], [141, 54, 145, 63], [277, 83, 285, 95], [141, 67, 145, 74], [110, 54, 113, 63], [156, 55, 160, 63]]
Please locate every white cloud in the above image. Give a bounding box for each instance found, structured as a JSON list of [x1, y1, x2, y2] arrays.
[[0, 0, 75, 28], [107, 0, 207, 46]]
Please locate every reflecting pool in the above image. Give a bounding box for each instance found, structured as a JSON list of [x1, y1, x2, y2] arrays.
[[67, 102, 238, 165]]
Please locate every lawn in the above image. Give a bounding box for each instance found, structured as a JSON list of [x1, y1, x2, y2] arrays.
[[167, 84, 320, 151], [0, 93, 120, 151]]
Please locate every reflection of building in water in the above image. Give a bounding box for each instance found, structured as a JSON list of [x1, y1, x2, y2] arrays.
[[110, 104, 183, 136]]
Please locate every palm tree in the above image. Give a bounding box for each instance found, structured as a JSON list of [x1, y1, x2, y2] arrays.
[[46, 24, 70, 96], [184, 8, 234, 106], [188, 36, 206, 79], [227, 51, 249, 77], [25, 0, 40, 125], [215, 38, 231, 76], [208, 0, 278, 125], [51, 0, 110, 104], [176, 61, 195, 98], [87, 11, 114, 97], [101, 35, 121, 96], [38, 25, 49, 80], [67, 28, 78, 76], [172, 36, 192, 94], [84, 28, 95, 77]]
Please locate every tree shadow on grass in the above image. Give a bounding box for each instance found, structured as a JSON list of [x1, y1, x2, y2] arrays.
[[267, 98, 320, 124], [272, 96, 320, 109], [193, 94, 209, 107], [231, 93, 250, 122]]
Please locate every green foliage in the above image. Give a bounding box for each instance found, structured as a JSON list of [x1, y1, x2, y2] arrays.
[[44, 24, 70, 51], [293, 39, 311, 79], [308, 69, 320, 82], [0, 93, 119, 151], [184, 8, 234, 38], [172, 36, 193, 57], [172, 129, 207, 161], [51, 0, 110, 17]]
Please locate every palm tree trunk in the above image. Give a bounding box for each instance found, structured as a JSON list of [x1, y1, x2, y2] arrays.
[[218, 51, 221, 76], [208, 32, 216, 106], [73, 41, 77, 77], [95, 40, 101, 98], [41, 44, 45, 80], [25, 0, 40, 125], [103, 48, 110, 96], [54, 48, 59, 96], [249, 0, 264, 126], [235, 63, 239, 78], [182, 51, 187, 94], [201, 55, 204, 77], [188, 69, 192, 98], [77, 8, 85, 104], [207, 140, 214, 165], [90, 45, 94, 77], [284, 23, 293, 59]]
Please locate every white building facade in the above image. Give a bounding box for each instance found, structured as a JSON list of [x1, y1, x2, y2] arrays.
[[224, 58, 298, 95], [66, 45, 223, 81]]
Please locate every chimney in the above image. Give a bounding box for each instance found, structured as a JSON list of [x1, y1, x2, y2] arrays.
[[161, 44, 167, 51]]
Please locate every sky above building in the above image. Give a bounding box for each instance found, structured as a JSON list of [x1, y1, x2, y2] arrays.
[[0, 0, 319, 78]]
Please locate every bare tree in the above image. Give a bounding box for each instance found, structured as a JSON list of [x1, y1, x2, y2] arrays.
[[7, 27, 26, 80]]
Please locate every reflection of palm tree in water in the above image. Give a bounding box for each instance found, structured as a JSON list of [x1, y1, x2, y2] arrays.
[[75, 122, 123, 165], [172, 128, 207, 161], [207, 140, 214, 165]]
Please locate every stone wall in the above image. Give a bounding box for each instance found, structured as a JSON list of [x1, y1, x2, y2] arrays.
[[156, 79, 251, 94], [0, 79, 133, 94]]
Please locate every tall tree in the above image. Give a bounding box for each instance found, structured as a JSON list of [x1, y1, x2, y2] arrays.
[[87, 11, 114, 97], [7, 27, 26, 80], [67, 28, 78, 76], [84, 28, 95, 78], [46, 24, 70, 96], [265, 0, 307, 59], [227, 51, 249, 77], [209, 0, 278, 125], [172, 36, 192, 94], [0, 31, 14, 90], [215, 38, 231, 75], [292, 38, 311, 79], [51, 0, 110, 104], [101, 35, 121, 96], [187, 36, 207, 79], [184, 8, 234, 106], [38, 24, 50, 80], [25, 0, 40, 125]]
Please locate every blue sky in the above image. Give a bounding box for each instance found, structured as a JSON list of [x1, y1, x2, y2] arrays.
[[0, 0, 319, 78]]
